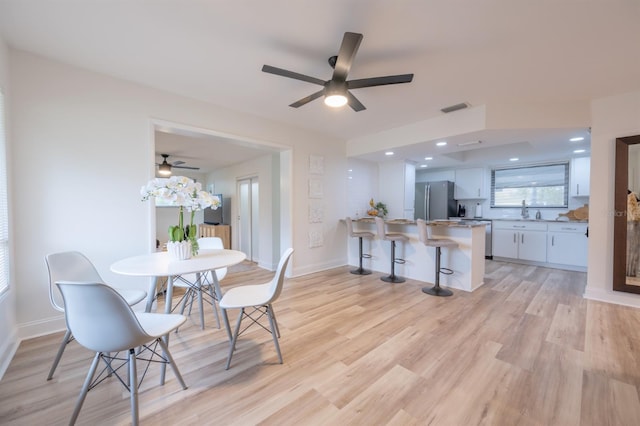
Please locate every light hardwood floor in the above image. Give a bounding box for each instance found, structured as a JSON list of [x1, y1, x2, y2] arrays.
[[2, 260, 640, 425]]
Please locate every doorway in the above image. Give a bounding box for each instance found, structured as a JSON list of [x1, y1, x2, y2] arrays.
[[237, 176, 259, 262]]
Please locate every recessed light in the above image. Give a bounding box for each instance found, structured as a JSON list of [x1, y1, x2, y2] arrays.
[[573, 149, 586, 153], [385, 151, 394, 156], [509, 157, 519, 162], [424, 156, 433, 160], [420, 164, 428, 168], [348, 169, 352, 172], [436, 141, 447, 147], [570, 137, 584, 142]]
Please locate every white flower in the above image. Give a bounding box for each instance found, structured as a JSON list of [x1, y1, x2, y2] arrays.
[[141, 176, 219, 246]]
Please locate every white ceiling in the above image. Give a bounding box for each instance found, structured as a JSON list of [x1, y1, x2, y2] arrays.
[[1, 1, 638, 170]]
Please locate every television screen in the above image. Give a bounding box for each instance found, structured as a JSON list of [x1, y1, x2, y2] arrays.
[[204, 194, 223, 225]]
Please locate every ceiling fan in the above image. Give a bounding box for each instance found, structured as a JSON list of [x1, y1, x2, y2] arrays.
[[262, 31, 414, 112], [156, 154, 200, 176]]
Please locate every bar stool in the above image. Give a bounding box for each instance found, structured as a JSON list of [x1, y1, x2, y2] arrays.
[[345, 217, 374, 275], [416, 218, 457, 297], [374, 216, 408, 283]]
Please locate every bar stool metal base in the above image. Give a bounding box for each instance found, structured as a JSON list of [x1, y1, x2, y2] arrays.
[[351, 236, 372, 275], [381, 274, 405, 283], [351, 267, 372, 275], [422, 285, 453, 297]]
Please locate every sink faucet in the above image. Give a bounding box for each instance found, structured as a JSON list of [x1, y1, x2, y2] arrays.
[[521, 200, 529, 219]]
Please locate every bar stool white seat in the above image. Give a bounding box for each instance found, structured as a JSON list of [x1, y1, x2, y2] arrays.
[[374, 216, 408, 283], [416, 218, 458, 297], [345, 216, 374, 275]]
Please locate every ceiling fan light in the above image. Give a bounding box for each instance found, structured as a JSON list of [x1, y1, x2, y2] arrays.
[[158, 163, 172, 176], [324, 94, 348, 108]]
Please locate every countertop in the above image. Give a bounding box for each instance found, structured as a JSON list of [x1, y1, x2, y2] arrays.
[[454, 217, 588, 224], [353, 218, 488, 228]]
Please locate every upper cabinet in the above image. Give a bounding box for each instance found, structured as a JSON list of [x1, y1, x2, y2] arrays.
[[454, 167, 486, 199], [379, 161, 416, 219], [570, 157, 590, 197]]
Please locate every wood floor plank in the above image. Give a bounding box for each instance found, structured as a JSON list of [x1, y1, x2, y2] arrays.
[[3, 260, 640, 425]]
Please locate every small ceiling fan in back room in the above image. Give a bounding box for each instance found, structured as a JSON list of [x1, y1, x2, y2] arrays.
[[262, 31, 414, 111], [156, 154, 200, 176]]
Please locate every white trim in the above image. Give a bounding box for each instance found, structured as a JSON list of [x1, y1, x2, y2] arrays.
[[583, 287, 640, 308], [0, 329, 18, 380]]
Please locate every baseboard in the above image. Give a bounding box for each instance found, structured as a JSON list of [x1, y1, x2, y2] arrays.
[[583, 286, 640, 308], [292, 258, 346, 277], [17, 314, 66, 341], [0, 329, 19, 380]]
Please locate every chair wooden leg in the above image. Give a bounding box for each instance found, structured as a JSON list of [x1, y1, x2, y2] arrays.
[[269, 304, 281, 338], [155, 338, 187, 389], [267, 306, 283, 364], [128, 349, 139, 426], [47, 328, 72, 380], [225, 308, 245, 370], [69, 352, 100, 425]]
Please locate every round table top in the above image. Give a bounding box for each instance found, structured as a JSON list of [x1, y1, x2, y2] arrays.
[[110, 249, 246, 277]]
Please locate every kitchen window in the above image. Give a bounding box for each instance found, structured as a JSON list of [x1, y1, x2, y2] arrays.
[[491, 163, 569, 208]]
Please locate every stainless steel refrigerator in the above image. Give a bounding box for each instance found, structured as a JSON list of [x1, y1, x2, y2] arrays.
[[414, 181, 457, 221]]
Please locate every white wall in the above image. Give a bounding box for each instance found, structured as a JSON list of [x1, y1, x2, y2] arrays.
[[8, 49, 347, 344], [208, 153, 278, 269], [584, 90, 640, 307], [0, 35, 18, 379], [346, 158, 378, 219]]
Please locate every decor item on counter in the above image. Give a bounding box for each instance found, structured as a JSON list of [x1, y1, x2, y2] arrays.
[[367, 198, 388, 218], [458, 204, 466, 217], [557, 204, 589, 221], [474, 202, 482, 218], [536, 210, 542, 220], [141, 176, 220, 259]]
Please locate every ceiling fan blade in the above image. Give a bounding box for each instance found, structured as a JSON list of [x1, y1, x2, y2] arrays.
[[172, 160, 185, 166], [345, 91, 366, 112], [172, 165, 200, 170], [262, 65, 326, 86], [347, 74, 414, 89], [332, 32, 363, 82], [289, 89, 325, 108]]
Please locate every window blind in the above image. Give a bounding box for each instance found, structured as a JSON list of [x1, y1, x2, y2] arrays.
[[491, 163, 569, 208]]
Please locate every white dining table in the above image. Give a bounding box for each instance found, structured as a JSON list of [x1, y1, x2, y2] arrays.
[[111, 248, 246, 381]]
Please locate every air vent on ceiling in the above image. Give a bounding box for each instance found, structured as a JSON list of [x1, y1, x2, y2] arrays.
[[440, 102, 469, 113]]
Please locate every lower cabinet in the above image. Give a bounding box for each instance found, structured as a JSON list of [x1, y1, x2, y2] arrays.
[[198, 224, 231, 249], [547, 223, 588, 267], [493, 222, 547, 262], [493, 220, 588, 270]]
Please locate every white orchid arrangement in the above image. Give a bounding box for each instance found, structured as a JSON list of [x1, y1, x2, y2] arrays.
[[141, 176, 221, 254]]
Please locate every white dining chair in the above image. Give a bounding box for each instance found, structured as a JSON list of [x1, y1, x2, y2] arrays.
[[172, 237, 227, 329], [219, 248, 293, 370], [56, 281, 187, 426], [44, 251, 147, 380]]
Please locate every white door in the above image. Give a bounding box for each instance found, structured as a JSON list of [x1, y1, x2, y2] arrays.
[[237, 177, 259, 262]]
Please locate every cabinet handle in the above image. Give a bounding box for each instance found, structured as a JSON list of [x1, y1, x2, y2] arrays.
[[561, 227, 577, 231], [521, 234, 524, 244], [477, 188, 480, 197], [514, 225, 526, 228], [552, 235, 555, 246], [513, 233, 516, 243], [577, 184, 580, 195]]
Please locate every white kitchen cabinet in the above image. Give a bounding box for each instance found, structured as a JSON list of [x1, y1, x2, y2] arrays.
[[492, 221, 547, 262], [455, 167, 486, 199], [379, 161, 416, 219], [404, 162, 416, 219], [547, 222, 588, 267], [570, 157, 590, 197]]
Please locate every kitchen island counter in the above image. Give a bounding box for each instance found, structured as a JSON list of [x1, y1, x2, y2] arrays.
[[345, 218, 487, 292]]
